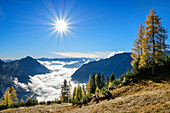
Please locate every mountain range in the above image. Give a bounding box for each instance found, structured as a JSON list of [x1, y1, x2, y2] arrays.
[[1, 51, 169, 100], [0, 56, 50, 100]]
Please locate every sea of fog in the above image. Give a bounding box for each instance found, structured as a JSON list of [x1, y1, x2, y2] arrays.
[[13, 59, 94, 102]]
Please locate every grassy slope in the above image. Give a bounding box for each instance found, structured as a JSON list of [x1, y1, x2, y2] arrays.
[[1, 80, 169, 113], [68, 80, 170, 113]]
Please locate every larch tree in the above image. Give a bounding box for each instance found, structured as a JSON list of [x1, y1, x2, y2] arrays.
[[81, 85, 86, 97], [144, 8, 168, 64], [86, 75, 92, 95], [95, 72, 102, 89], [9, 86, 18, 102], [20, 98, 24, 102], [73, 85, 85, 101], [82, 84, 86, 95], [0, 87, 18, 106], [139, 36, 150, 69], [72, 87, 77, 100], [133, 9, 168, 69], [131, 24, 144, 67]]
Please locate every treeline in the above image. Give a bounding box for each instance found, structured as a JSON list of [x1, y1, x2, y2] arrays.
[[60, 72, 121, 105], [86, 72, 115, 94]]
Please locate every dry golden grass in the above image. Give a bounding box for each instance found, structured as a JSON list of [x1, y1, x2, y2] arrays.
[[0, 103, 72, 113], [0, 80, 170, 113], [66, 80, 170, 113]]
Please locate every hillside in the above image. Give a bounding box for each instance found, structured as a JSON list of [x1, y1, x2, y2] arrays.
[[72, 53, 133, 83], [1, 79, 169, 113]]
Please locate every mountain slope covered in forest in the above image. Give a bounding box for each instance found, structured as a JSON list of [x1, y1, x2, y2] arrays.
[[72, 53, 133, 83]]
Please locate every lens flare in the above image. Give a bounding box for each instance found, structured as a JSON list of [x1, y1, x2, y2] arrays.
[[55, 20, 67, 32], [50, 17, 71, 38]]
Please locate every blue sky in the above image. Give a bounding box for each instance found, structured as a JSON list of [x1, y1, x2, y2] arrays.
[[0, 0, 170, 59]]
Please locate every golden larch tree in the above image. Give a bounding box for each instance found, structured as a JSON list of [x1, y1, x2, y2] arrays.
[[0, 87, 18, 106], [131, 24, 144, 66], [144, 8, 168, 64]]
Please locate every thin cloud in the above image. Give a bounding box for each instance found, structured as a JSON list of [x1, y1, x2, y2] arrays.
[[52, 51, 124, 58]]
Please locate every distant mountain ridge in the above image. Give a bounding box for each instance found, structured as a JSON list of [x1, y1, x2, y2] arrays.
[[37, 57, 97, 69], [0, 56, 50, 100], [37, 57, 96, 62], [71, 53, 133, 83], [71, 51, 170, 83], [3, 59, 13, 62]]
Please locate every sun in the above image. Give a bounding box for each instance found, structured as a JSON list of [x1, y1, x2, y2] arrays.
[[54, 19, 69, 34], [50, 17, 72, 38], [41, 0, 75, 38]]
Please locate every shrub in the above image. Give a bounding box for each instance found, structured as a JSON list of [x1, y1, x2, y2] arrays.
[[39, 101, 46, 105], [0, 105, 8, 110], [9, 102, 20, 108], [102, 88, 112, 99], [81, 96, 89, 105], [26, 98, 38, 106], [87, 93, 92, 98], [18, 101, 27, 107], [47, 101, 52, 105], [123, 71, 133, 85], [72, 99, 79, 105], [54, 100, 61, 104]]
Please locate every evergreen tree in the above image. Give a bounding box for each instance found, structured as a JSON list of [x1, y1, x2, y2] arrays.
[[106, 74, 109, 85], [91, 73, 96, 93], [77, 84, 82, 100], [64, 79, 67, 87], [60, 79, 70, 102], [131, 24, 144, 66], [110, 73, 115, 82], [92, 72, 96, 79], [101, 73, 105, 87], [82, 84, 86, 95]]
